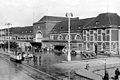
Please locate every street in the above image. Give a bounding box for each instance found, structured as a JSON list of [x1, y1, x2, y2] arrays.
[[0, 54, 56, 80]]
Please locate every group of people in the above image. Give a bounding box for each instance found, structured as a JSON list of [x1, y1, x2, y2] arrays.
[[103, 68, 120, 80]]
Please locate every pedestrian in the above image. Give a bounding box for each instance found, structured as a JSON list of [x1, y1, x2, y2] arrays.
[[114, 68, 120, 80], [85, 63, 90, 70]]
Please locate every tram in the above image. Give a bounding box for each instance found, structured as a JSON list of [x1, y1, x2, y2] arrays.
[[9, 51, 23, 63]]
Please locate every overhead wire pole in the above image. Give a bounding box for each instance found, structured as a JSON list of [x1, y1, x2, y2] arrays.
[[5, 23, 12, 80], [66, 12, 73, 80], [66, 12, 73, 62]]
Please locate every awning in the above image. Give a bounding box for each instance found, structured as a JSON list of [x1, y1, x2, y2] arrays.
[[54, 45, 65, 51], [30, 42, 42, 48]]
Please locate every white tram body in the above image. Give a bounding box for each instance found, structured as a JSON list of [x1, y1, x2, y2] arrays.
[[10, 51, 23, 63]]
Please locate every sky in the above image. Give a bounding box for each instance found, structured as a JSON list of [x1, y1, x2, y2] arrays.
[[0, 0, 120, 28]]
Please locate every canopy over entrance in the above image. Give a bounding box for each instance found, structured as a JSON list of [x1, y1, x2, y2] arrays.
[[30, 42, 42, 49], [54, 45, 65, 51]]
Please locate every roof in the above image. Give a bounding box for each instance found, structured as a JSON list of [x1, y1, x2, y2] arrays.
[[10, 26, 33, 35], [39, 16, 68, 22], [84, 13, 120, 29], [50, 13, 120, 33], [33, 16, 79, 25], [50, 17, 94, 34]]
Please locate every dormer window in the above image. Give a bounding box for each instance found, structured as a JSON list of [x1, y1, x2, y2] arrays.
[[38, 26, 41, 29], [50, 35, 54, 40]]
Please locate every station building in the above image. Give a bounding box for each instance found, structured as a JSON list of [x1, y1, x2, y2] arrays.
[[1, 13, 120, 55], [32, 16, 77, 48], [48, 13, 120, 55]]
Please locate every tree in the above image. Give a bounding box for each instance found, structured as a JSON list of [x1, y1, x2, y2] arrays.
[[4, 41, 19, 51]]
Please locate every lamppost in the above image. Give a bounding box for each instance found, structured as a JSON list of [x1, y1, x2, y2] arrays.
[[104, 58, 106, 71], [66, 12, 73, 61], [5, 23, 12, 80], [5, 23, 12, 53]]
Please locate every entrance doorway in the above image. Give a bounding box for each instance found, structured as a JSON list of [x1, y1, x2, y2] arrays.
[[36, 30, 43, 42]]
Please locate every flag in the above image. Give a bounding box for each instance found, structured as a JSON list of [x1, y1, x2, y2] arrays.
[[66, 12, 73, 17], [66, 13, 68, 17], [71, 13, 73, 17]]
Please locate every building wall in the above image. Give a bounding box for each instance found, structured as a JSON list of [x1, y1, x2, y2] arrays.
[[82, 27, 120, 54], [49, 33, 83, 52], [33, 21, 58, 42]]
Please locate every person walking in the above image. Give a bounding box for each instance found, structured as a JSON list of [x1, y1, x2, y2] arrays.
[[114, 68, 120, 80], [85, 63, 90, 70]]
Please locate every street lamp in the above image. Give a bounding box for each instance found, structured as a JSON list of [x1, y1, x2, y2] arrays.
[[5, 23, 12, 53], [66, 12, 73, 61]]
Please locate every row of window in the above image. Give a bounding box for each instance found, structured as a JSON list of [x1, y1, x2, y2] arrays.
[[13, 35, 33, 40], [84, 42, 117, 51], [50, 33, 110, 41], [83, 35, 110, 41], [50, 34, 82, 41], [83, 29, 110, 35]]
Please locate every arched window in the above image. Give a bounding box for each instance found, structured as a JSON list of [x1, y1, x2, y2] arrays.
[[58, 34, 63, 40], [75, 34, 82, 41], [36, 30, 43, 42], [65, 34, 72, 41]]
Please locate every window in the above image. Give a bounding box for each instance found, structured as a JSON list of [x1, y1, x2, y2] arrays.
[[90, 36, 93, 41], [83, 36, 86, 41], [106, 35, 110, 41], [87, 33, 89, 37], [83, 30, 86, 35], [87, 36, 89, 41], [87, 43, 90, 50], [90, 30, 93, 34], [75, 34, 81, 41], [50, 35, 54, 40], [98, 43, 102, 51], [102, 33, 105, 41], [98, 35, 101, 41], [98, 29, 101, 34], [106, 30, 110, 34], [94, 33, 97, 41], [58, 35, 63, 40], [66, 35, 72, 41], [112, 43, 116, 50]]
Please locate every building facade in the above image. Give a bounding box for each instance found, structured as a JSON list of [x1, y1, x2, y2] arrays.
[[49, 13, 120, 55], [0, 26, 33, 51], [33, 16, 69, 48]]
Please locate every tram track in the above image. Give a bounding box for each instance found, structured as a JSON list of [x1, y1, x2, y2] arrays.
[[0, 53, 59, 80]]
